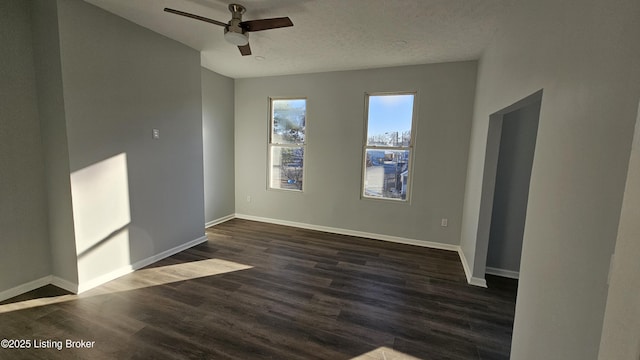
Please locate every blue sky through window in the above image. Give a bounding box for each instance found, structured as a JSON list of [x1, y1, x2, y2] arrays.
[[367, 94, 414, 137]]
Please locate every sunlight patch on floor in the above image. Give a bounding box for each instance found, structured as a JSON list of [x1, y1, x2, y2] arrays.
[[352, 346, 423, 360], [0, 294, 77, 315], [0, 258, 252, 314], [90, 258, 253, 294]]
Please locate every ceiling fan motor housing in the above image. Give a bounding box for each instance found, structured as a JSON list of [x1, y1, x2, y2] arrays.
[[224, 4, 248, 45]]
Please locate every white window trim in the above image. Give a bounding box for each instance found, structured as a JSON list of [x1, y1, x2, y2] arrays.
[[267, 97, 307, 192], [361, 91, 418, 203]]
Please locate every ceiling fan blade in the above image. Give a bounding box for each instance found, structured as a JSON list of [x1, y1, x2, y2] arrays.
[[164, 8, 228, 28], [238, 44, 252, 56], [241, 17, 293, 32]]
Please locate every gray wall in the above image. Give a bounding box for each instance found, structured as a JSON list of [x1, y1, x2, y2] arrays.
[[598, 104, 640, 359], [235, 62, 476, 245], [54, 0, 205, 287], [486, 103, 540, 273], [459, 0, 640, 358], [202, 68, 235, 225], [32, 0, 78, 286], [0, 0, 52, 291]]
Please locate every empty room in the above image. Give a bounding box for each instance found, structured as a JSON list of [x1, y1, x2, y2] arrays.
[[1, 0, 639, 359]]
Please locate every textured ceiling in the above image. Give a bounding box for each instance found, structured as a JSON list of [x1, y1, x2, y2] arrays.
[[83, 0, 511, 79]]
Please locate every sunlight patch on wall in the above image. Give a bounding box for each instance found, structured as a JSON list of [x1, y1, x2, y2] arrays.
[[70, 153, 131, 284]]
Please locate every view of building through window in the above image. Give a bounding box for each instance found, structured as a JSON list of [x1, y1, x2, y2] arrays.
[[363, 93, 416, 200], [269, 98, 306, 191]]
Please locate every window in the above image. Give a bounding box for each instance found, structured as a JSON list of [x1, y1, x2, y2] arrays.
[[362, 92, 416, 201], [269, 98, 307, 191]]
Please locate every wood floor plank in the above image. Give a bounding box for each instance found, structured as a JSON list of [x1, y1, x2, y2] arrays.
[[0, 219, 517, 359]]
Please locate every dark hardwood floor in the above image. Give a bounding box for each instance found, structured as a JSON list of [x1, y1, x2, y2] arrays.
[[0, 219, 517, 360]]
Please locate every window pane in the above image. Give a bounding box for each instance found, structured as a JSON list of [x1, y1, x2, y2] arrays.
[[270, 146, 304, 190], [272, 99, 306, 144], [363, 149, 410, 200], [366, 94, 414, 147]]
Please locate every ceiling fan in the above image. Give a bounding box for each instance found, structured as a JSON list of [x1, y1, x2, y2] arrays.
[[164, 4, 293, 56]]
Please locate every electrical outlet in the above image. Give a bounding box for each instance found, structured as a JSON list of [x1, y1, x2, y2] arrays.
[[152, 129, 160, 139], [246, 195, 251, 203], [441, 218, 448, 227]]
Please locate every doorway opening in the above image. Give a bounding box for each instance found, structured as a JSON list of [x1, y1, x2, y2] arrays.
[[474, 90, 543, 286]]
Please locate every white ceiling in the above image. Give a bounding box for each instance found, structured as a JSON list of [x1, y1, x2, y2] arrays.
[[83, 0, 511, 79]]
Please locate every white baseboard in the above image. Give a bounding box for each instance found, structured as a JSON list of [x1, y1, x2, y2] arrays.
[[469, 276, 488, 287], [486, 267, 520, 279], [457, 248, 473, 283], [235, 214, 493, 287], [77, 266, 135, 294], [205, 214, 235, 228], [456, 248, 487, 288], [76, 235, 208, 294], [235, 213, 460, 252], [0, 276, 52, 302], [1, 235, 210, 299], [51, 276, 78, 294], [129, 235, 209, 273]]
